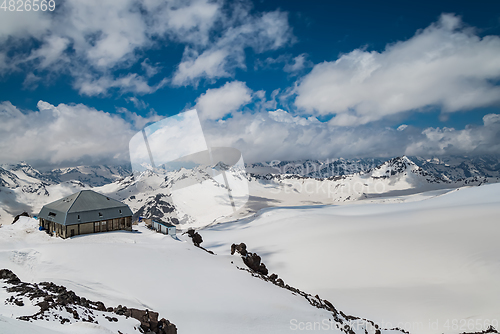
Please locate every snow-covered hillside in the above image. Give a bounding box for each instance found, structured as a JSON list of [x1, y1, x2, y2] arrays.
[[1, 217, 409, 334], [202, 183, 500, 334], [1, 183, 499, 334]]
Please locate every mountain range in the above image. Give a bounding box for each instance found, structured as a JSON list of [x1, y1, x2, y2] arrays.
[[1, 156, 499, 229]]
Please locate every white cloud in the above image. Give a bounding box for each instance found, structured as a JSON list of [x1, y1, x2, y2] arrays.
[[126, 97, 149, 110], [201, 109, 500, 162], [172, 9, 292, 86], [143, 0, 221, 46], [201, 110, 404, 162], [172, 48, 233, 86], [22, 73, 42, 90], [483, 114, 500, 127], [397, 124, 408, 131], [141, 59, 161, 78], [74, 74, 168, 96], [268, 109, 319, 126], [284, 54, 310, 73], [2, 99, 499, 166], [0, 9, 51, 41], [116, 107, 163, 130], [294, 14, 500, 126], [195, 81, 252, 120], [405, 114, 500, 156], [0, 0, 292, 95], [0, 101, 159, 166]]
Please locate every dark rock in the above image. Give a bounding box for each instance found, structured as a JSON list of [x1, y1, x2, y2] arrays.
[[231, 243, 247, 256], [158, 317, 178, 334], [3, 269, 177, 333], [126, 308, 160, 333], [37, 301, 50, 312], [94, 301, 106, 311], [187, 229, 203, 247], [0, 269, 21, 284], [12, 212, 30, 224]]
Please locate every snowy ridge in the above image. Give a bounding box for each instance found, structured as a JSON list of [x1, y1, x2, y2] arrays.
[[0, 156, 499, 229], [246, 156, 493, 212], [409, 155, 500, 181]]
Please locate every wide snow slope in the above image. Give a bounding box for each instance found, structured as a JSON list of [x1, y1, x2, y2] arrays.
[[0, 218, 337, 334], [202, 183, 500, 334]]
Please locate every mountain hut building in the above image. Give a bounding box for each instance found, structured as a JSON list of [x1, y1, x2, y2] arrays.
[[38, 190, 133, 239]]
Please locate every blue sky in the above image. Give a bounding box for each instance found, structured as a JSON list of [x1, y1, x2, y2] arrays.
[[1, 0, 500, 167]]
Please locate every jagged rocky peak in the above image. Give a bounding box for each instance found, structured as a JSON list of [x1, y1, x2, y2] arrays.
[[369, 156, 417, 178], [213, 161, 231, 171]]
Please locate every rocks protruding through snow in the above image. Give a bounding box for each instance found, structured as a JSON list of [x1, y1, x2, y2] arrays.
[[0, 268, 177, 334], [229, 244, 415, 334], [186, 228, 203, 247], [114, 306, 177, 334], [231, 243, 268, 275], [0, 269, 21, 284], [12, 212, 30, 224], [461, 326, 500, 334], [185, 229, 214, 254]]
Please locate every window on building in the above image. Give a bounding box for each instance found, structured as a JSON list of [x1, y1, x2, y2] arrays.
[[98, 212, 103, 217], [77, 215, 80, 220], [48, 212, 56, 217], [119, 209, 122, 214]]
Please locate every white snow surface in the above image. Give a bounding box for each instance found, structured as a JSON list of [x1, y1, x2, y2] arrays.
[[202, 183, 500, 334], [0, 218, 339, 334], [1, 184, 499, 334]]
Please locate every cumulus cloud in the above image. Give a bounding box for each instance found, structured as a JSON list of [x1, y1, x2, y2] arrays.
[[172, 9, 293, 86], [2, 99, 499, 166], [0, 0, 292, 95], [195, 81, 252, 120], [0, 101, 159, 166], [294, 14, 500, 126], [405, 114, 500, 156], [0, 9, 51, 41], [201, 110, 500, 163]]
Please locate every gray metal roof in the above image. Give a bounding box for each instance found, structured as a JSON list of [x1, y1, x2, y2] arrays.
[[38, 190, 133, 226], [153, 220, 176, 228]]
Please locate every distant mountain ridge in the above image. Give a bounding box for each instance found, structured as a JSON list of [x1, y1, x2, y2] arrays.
[[247, 155, 500, 181], [1, 156, 499, 229]]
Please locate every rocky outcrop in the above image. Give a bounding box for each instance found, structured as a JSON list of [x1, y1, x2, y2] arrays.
[[461, 326, 499, 334], [114, 305, 177, 334], [0, 269, 21, 284], [230, 245, 413, 334], [12, 212, 30, 224], [231, 243, 268, 275], [185, 229, 214, 254], [1, 268, 177, 334]]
